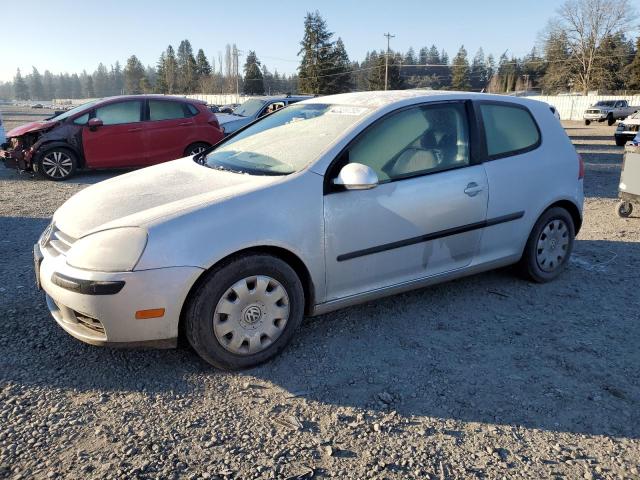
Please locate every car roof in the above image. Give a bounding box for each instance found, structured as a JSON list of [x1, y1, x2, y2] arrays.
[[301, 90, 544, 110], [246, 95, 314, 102], [93, 95, 205, 106]]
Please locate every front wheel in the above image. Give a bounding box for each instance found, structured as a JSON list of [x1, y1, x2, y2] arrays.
[[34, 147, 77, 181], [584, 120, 591, 126], [184, 142, 211, 157], [184, 254, 305, 370], [607, 114, 615, 126], [617, 201, 633, 218], [615, 137, 627, 147], [518, 207, 575, 283]]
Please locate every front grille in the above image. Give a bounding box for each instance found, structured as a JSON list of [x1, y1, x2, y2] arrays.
[[74, 311, 105, 334], [44, 225, 76, 257], [586, 110, 601, 114]]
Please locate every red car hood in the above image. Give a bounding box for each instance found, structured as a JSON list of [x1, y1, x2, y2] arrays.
[[7, 119, 57, 138]]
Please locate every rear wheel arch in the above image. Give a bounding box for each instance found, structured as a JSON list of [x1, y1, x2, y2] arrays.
[[178, 246, 316, 342], [548, 199, 582, 235]]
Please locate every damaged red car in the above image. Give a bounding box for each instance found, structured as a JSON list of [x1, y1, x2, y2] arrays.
[[0, 95, 224, 180]]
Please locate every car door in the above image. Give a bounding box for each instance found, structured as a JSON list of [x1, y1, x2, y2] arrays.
[[143, 99, 194, 165], [82, 100, 145, 168], [323, 101, 489, 301], [475, 101, 544, 261]]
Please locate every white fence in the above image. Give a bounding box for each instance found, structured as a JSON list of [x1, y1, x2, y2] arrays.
[[53, 93, 640, 120], [534, 95, 640, 121]]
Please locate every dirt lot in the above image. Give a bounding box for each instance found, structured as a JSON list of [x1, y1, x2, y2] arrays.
[[0, 106, 639, 479]]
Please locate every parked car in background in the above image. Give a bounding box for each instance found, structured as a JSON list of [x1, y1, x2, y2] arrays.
[[35, 91, 583, 369], [217, 95, 313, 136], [583, 100, 639, 126], [218, 104, 239, 114], [0, 111, 6, 146], [614, 111, 640, 146], [1, 95, 224, 180], [31, 103, 44, 109]]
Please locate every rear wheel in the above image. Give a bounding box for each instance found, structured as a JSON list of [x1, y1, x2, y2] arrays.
[[184, 254, 305, 370], [184, 142, 211, 157], [518, 207, 575, 283], [617, 201, 633, 218], [34, 147, 77, 181]]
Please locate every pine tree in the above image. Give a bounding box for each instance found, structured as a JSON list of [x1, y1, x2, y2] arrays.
[[110, 62, 124, 95], [243, 50, 265, 95], [70, 73, 82, 98], [155, 52, 168, 93], [177, 40, 198, 93], [327, 37, 352, 93], [470, 48, 488, 91], [84, 72, 95, 97], [93, 63, 109, 97], [14, 69, 29, 100], [542, 31, 573, 93], [29, 67, 44, 100], [451, 46, 470, 90], [164, 46, 178, 94], [196, 49, 212, 77], [124, 55, 145, 94], [626, 37, 640, 89], [367, 51, 402, 90], [43, 70, 55, 100], [298, 11, 336, 94]]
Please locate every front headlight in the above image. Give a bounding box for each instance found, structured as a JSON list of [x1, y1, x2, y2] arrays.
[[66, 227, 148, 272]]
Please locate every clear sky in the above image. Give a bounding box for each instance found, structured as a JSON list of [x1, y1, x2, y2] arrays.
[[2, 0, 575, 82]]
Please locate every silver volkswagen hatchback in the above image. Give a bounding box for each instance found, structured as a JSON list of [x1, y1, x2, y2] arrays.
[[37, 91, 584, 369]]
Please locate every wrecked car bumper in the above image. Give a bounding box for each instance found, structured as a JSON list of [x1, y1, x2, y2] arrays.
[[1, 147, 33, 170]]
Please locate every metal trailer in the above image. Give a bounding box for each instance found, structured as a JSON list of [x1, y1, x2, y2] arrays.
[[617, 145, 640, 217]]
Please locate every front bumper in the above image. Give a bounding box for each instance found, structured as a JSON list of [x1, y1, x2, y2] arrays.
[[1, 148, 32, 170], [583, 113, 607, 121], [37, 243, 203, 347]]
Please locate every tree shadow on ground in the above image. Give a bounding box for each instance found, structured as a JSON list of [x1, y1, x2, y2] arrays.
[[2, 215, 638, 439]]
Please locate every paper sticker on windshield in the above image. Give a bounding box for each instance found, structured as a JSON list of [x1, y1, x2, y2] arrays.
[[327, 106, 369, 116]]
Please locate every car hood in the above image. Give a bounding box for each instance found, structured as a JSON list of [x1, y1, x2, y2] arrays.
[[215, 113, 247, 125], [7, 119, 57, 138], [53, 157, 279, 239]]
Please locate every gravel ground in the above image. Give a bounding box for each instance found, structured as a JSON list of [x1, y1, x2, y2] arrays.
[[0, 109, 639, 479]]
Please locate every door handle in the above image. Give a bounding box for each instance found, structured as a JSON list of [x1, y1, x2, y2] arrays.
[[178, 122, 191, 126], [127, 127, 142, 132], [464, 182, 484, 197]]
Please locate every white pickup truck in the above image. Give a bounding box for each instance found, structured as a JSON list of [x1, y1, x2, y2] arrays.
[[583, 100, 639, 126]]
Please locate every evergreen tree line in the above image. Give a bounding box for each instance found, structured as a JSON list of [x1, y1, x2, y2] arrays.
[[2, 39, 299, 101], [3, 5, 640, 101]]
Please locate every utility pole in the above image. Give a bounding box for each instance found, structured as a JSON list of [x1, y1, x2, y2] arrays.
[[384, 32, 395, 90]]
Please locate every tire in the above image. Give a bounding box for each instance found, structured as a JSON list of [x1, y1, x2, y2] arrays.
[[607, 114, 615, 126], [615, 137, 627, 147], [184, 142, 211, 157], [34, 147, 77, 181], [584, 120, 591, 126], [518, 207, 575, 283], [184, 254, 305, 370], [617, 201, 633, 218]]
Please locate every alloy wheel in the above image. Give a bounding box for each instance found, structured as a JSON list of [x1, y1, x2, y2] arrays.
[[213, 275, 290, 355], [42, 151, 73, 179], [536, 219, 570, 272]]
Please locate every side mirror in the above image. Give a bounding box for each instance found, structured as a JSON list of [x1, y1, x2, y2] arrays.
[[333, 163, 379, 190], [88, 118, 103, 130]]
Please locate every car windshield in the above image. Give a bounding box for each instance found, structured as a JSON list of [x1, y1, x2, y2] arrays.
[[232, 99, 267, 117], [203, 103, 370, 176], [595, 101, 615, 107], [49, 100, 100, 122]]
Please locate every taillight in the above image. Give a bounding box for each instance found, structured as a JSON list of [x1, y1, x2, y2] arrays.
[[577, 153, 584, 179]]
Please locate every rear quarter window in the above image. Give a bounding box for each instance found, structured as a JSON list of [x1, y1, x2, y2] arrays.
[[480, 103, 540, 158]]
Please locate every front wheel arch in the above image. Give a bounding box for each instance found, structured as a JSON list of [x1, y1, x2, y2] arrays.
[[178, 246, 316, 343], [35, 141, 84, 168]]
